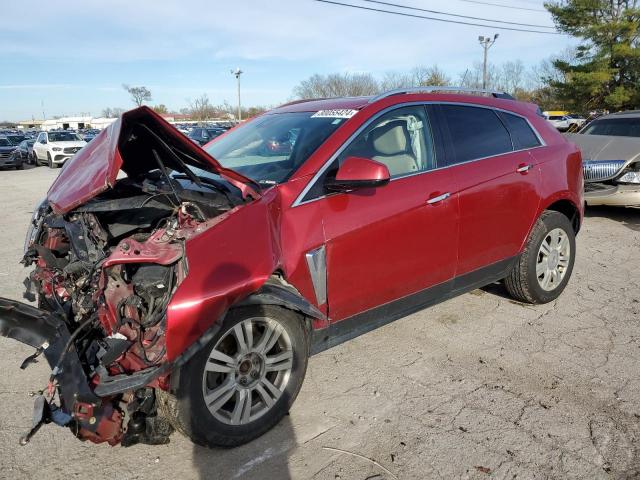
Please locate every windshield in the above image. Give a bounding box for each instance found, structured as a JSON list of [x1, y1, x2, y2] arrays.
[[581, 117, 640, 137], [0, 138, 10, 146], [49, 132, 83, 142], [7, 135, 25, 145], [203, 112, 348, 185]]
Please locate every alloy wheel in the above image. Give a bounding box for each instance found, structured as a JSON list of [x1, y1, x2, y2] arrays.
[[536, 227, 571, 291], [201, 317, 293, 426]]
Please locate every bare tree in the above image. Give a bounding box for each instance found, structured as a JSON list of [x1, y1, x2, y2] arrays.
[[123, 84, 152, 106], [188, 94, 216, 120], [459, 62, 499, 89], [101, 107, 125, 118], [379, 71, 413, 90], [293, 73, 379, 99], [152, 104, 169, 115], [499, 60, 526, 94], [412, 65, 450, 86]]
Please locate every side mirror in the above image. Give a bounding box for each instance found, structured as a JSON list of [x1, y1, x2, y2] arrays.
[[325, 156, 391, 192]]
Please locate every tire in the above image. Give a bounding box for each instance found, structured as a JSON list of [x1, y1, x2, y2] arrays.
[[47, 152, 54, 168], [505, 211, 576, 304], [160, 305, 309, 448]]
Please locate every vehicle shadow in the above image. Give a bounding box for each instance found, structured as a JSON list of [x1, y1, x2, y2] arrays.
[[478, 281, 513, 300], [585, 205, 640, 232], [191, 413, 297, 479]]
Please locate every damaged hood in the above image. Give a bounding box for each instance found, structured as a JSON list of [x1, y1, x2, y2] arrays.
[[47, 106, 258, 214]]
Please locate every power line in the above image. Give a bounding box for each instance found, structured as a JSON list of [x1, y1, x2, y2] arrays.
[[312, 0, 560, 34], [360, 0, 555, 29], [456, 0, 547, 13]]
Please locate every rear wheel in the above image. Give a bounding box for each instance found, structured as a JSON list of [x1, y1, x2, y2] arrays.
[[504, 211, 576, 304], [160, 305, 309, 448]]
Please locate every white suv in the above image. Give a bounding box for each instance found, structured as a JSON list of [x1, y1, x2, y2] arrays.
[[33, 131, 87, 168], [545, 115, 571, 131]]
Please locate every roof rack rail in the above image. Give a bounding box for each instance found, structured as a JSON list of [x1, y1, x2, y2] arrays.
[[368, 86, 515, 103]]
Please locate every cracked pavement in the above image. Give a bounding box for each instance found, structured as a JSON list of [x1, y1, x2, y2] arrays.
[[0, 167, 639, 480]]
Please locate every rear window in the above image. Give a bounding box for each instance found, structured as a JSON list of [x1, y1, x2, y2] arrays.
[[440, 105, 513, 164], [498, 112, 541, 150]]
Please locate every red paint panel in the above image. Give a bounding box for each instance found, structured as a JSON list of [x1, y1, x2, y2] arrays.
[[319, 171, 458, 321], [453, 150, 541, 275], [165, 190, 281, 360]]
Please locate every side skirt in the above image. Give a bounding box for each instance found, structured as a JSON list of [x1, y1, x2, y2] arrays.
[[310, 256, 517, 355]]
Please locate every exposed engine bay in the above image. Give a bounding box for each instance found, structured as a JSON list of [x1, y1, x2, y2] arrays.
[[3, 108, 255, 446]]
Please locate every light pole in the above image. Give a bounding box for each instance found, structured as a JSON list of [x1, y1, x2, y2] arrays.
[[478, 34, 499, 89], [231, 68, 243, 122]]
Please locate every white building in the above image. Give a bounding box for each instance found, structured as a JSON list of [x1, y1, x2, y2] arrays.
[[39, 116, 118, 131]]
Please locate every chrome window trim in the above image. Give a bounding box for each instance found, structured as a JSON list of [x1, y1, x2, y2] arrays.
[[291, 101, 546, 208]]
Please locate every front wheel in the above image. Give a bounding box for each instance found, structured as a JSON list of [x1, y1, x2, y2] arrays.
[[504, 211, 576, 304], [161, 305, 309, 448]]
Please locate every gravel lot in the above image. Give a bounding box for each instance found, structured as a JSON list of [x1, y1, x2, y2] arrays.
[[0, 167, 638, 480]]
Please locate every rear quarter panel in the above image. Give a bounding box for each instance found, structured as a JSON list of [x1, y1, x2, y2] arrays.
[[531, 139, 584, 228]]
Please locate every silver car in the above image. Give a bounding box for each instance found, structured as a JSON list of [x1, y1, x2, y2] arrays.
[[566, 111, 640, 207]]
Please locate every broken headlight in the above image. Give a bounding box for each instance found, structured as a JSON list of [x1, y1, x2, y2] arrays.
[[23, 198, 47, 254], [617, 166, 640, 184], [618, 172, 640, 183]]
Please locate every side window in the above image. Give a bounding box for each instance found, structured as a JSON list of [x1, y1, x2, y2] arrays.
[[497, 112, 541, 150], [440, 105, 513, 165], [37, 133, 44, 143], [302, 105, 437, 201], [339, 105, 436, 178]]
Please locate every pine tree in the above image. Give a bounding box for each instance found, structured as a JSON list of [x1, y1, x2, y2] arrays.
[[546, 0, 640, 111]]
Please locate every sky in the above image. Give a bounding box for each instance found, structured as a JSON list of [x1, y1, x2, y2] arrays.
[[0, 0, 575, 121]]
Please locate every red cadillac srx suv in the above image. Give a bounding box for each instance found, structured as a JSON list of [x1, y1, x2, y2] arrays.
[[0, 87, 583, 448]]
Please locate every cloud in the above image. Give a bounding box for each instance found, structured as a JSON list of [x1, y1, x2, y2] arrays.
[[2, 0, 567, 69], [0, 0, 575, 119]]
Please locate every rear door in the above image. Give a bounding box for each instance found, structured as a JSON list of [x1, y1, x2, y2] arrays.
[[437, 104, 542, 277]]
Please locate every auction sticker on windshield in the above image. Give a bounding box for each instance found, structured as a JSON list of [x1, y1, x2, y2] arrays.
[[311, 109, 358, 119]]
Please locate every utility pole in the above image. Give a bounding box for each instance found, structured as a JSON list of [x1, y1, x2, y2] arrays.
[[478, 34, 499, 89], [231, 68, 243, 122]]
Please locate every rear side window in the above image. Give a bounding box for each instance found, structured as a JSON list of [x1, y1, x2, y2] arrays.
[[440, 105, 513, 164], [498, 112, 541, 150]]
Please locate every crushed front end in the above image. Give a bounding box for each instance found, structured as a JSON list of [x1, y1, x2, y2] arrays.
[[0, 107, 258, 446]]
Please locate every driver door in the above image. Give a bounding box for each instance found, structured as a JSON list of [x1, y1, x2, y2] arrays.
[[305, 105, 459, 321]]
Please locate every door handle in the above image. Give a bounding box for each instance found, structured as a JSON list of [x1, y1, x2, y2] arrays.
[[517, 163, 533, 173], [426, 192, 451, 205]]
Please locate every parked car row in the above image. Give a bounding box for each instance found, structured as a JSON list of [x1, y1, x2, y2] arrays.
[[0, 120, 238, 170], [0, 127, 99, 169]]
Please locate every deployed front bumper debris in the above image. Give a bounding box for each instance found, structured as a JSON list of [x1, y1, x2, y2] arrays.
[[0, 298, 121, 445]]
